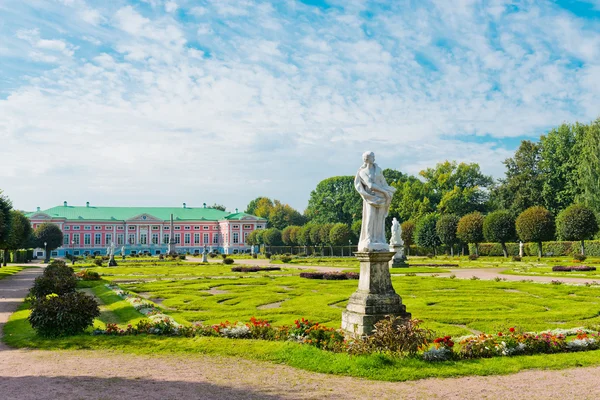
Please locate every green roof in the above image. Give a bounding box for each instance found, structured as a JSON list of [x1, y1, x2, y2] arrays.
[[26, 205, 265, 222]]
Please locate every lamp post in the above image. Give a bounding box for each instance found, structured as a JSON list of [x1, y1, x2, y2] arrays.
[[348, 240, 352, 258], [44, 241, 48, 263]]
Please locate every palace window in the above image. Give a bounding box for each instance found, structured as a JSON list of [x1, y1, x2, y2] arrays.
[[129, 226, 136, 231], [184, 233, 191, 244], [128, 234, 135, 244], [73, 226, 80, 230], [194, 226, 201, 230], [213, 226, 218, 230], [213, 234, 219, 244], [140, 234, 147, 245], [203, 226, 209, 230], [174, 226, 181, 230], [256, 225, 263, 229], [194, 233, 200, 244], [73, 234, 80, 245], [94, 226, 102, 230], [95, 233, 102, 245], [175, 234, 181, 244], [163, 234, 170, 244], [63, 234, 69, 245], [203, 233, 209, 244], [184, 226, 191, 230], [244, 232, 248, 242], [244, 225, 251, 229], [106, 234, 112, 245], [117, 234, 124, 245], [233, 233, 239, 244], [164, 226, 170, 231], [84, 226, 91, 230], [152, 233, 159, 245], [84, 234, 91, 245], [117, 226, 124, 230], [233, 225, 239, 229], [64, 226, 70, 230]]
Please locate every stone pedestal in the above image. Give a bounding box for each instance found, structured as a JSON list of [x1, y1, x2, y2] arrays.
[[202, 252, 208, 263], [108, 256, 118, 267], [341, 251, 411, 337], [389, 244, 408, 268]]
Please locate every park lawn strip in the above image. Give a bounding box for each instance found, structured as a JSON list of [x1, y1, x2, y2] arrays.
[[83, 281, 148, 329], [5, 304, 600, 381], [0, 265, 31, 280], [501, 266, 600, 279]]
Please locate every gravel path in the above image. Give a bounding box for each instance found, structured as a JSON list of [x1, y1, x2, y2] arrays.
[[420, 267, 600, 284], [1, 265, 600, 399]]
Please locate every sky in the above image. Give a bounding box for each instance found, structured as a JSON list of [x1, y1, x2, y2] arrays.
[[1, 0, 600, 213]]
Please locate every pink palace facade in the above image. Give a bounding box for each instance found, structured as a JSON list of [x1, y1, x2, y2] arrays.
[[26, 202, 266, 258]]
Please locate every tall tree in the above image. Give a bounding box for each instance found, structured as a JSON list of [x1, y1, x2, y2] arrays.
[[389, 178, 435, 222], [456, 212, 485, 256], [267, 201, 306, 230], [245, 197, 271, 215], [305, 176, 362, 226], [492, 141, 544, 216], [436, 214, 460, 256], [415, 214, 441, 255], [483, 210, 516, 258], [576, 119, 600, 214], [34, 223, 63, 263]]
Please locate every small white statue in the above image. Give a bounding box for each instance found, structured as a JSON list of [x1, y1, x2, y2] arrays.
[[109, 241, 116, 257], [121, 246, 125, 255], [519, 241, 524, 257], [390, 218, 403, 246]]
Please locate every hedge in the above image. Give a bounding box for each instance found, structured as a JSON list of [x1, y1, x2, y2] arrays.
[[469, 241, 600, 257], [9, 250, 30, 263]]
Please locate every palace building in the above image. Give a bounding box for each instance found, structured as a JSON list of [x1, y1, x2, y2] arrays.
[[26, 202, 266, 258]]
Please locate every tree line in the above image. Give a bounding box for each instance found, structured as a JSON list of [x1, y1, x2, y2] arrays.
[[246, 118, 600, 256]]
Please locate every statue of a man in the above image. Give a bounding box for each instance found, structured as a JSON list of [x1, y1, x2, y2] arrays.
[[390, 217, 403, 246], [354, 151, 397, 251], [109, 241, 116, 257]]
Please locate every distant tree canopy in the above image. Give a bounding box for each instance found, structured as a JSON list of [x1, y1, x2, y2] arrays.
[[244, 197, 305, 230], [305, 176, 361, 226], [209, 203, 226, 212]]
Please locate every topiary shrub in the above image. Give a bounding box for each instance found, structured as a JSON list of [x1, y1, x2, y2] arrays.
[[468, 254, 479, 260], [436, 215, 460, 257], [178, 254, 186, 260], [415, 214, 440, 255], [159, 254, 165, 260], [75, 269, 101, 281], [280, 256, 292, 263], [573, 253, 587, 262], [400, 220, 416, 256], [265, 252, 272, 259], [552, 265, 596, 272], [28, 292, 100, 337], [222, 258, 234, 265], [457, 212, 484, 256], [512, 255, 522, 262], [221, 254, 227, 259], [209, 252, 217, 258], [483, 210, 516, 258], [231, 266, 281, 272], [299, 272, 325, 279], [556, 204, 599, 256], [516, 206, 555, 258], [252, 253, 258, 259], [93, 258, 103, 267]]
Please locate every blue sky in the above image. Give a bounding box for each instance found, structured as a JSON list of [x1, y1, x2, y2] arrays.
[[1, 0, 599, 212]]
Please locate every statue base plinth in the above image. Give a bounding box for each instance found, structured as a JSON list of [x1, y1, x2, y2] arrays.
[[389, 244, 408, 268], [108, 257, 118, 267], [341, 251, 411, 337]]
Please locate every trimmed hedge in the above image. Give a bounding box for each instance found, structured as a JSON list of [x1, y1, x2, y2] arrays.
[[299, 272, 359, 280], [470, 240, 600, 257], [231, 266, 281, 272], [552, 265, 596, 272], [9, 250, 29, 263]]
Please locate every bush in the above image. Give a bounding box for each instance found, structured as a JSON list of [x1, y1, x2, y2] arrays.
[[28, 292, 100, 337], [221, 254, 227, 259], [222, 258, 234, 265], [93, 258, 103, 267], [483, 210, 516, 257], [556, 204, 599, 255], [415, 214, 441, 254], [252, 253, 258, 259], [209, 252, 217, 258], [552, 265, 596, 272], [265, 252, 272, 259], [29, 265, 77, 299], [178, 254, 186, 260], [159, 254, 165, 260], [231, 266, 281, 272], [299, 272, 359, 280], [280, 256, 292, 263], [516, 206, 555, 257], [573, 253, 587, 262], [512, 255, 522, 262], [436, 214, 460, 256], [75, 269, 101, 281], [349, 317, 434, 357], [468, 254, 479, 260], [299, 272, 325, 279]]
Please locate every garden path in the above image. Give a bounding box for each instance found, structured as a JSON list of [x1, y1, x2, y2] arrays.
[[421, 268, 600, 284], [189, 257, 348, 272], [1, 266, 600, 399]]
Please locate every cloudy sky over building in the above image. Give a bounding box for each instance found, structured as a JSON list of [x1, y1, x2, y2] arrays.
[[1, 0, 599, 212]]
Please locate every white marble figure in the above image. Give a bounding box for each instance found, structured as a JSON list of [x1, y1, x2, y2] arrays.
[[121, 246, 125, 255], [390, 217, 403, 246], [109, 241, 116, 258], [355, 151, 397, 252], [519, 241, 524, 257]]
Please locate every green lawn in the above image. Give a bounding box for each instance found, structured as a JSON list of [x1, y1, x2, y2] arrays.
[[6, 259, 600, 381], [0, 265, 29, 279], [501, 265, 600, 279]]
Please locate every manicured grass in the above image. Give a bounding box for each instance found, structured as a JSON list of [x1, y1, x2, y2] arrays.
[[501, 265, 600, 279], [6, 259, 600, 382], [0, 265, 29, 279]]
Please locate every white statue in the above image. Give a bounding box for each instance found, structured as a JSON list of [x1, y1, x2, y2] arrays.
[[121, 246, 125, 255], [109, 241, 116, 257], [390, 217, 403, 246], [355, 151, 397, 251], [519, 241, 524, 257]]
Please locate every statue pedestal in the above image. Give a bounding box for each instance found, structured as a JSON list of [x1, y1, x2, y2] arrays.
[[202, 252, 208, 263], [341, 251, 411, 337], [108, 256, 118, 267], [389, 244, 408, 268]]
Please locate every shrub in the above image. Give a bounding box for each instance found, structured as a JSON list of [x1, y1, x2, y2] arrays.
[[573, 254, 587, 262], [222, 258, 234, 265], [29, 265, 77, 299], [556, 204, 599, 256], [178, 254, 186, 260], [349, 317, 434, 357], [457, 212, 484, 256], [400, 220, 416, 255], [436, 214, 460, 256], [280, 256, 292, 263], [468, 254, 479, 260], [299, 272, 325, 279], [512, 255, 522, 262], [28, 292, 100, 337], [158, 254, 164, 260], [252, 253, 258, 259], [221, 254, 227, 259], [209, 252, 217, 258], [415, 214, 441, 255], [483, 210, 516, 257], [516, 206, 555, 258], [322, 272, 349, 280], [75, 269, 101, 281], [552, 265, 596, 272], [265, 252, 272, 259], [230, 266, 281, 272], [93, 258, 103, 267], [299, 271, 358, 280]]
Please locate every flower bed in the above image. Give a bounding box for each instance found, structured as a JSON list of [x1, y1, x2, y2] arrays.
[[230, 266, 282, 272], [299, 272, 359, 280], [552, 265, 596, 272], [410, 264, 459, 267]]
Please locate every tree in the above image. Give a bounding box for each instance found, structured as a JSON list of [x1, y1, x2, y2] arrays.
[[309, 224, 322, 248], [389, 178, 435, 222], [576, 119, 600, 214], [305, 176, 362, 225], [262, 228, 282, 249], [436, 214, 460, 256], [556, 204, 598, 256], [329, 223, 351, 247], [2, 211, 33, 266], [317, 223, 334, 254], [210, 204, 226, 212], [350, 219, 362, 244], [0, 192, 12, 266], [267, 201, 306, 230], [34, 223, 64, 263], [251, 198, 274, 219], [415, 214, 440, 255], [288, 226, 301, 246], [456, 212, 485, 256], [245, 197, 271, 215], [483, 210, 516, 257], [516, 206, 555, 258], [492, 141, 544, 216], [400, 220, 416, 255]]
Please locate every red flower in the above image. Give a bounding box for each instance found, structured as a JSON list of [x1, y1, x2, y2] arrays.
[[509, 327, 515, 333], [498, 332, 503, 336]]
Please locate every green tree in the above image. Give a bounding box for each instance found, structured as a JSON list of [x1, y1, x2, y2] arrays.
[[515, 206, 555, 258], [400, 220, 416, 255], [329, 223, 351, 247], [350, 219, 362, 244], [305, 176, 362, 225], [267, 201, 306, 230], [309, 224, 322, 248], [415, 214, 440, 255], [436, 214, 460, 256], [3, 211, 33, 266], [539, 123, 580, 214], [556, 204, 598, 256], [210, 203, 226, 212], [262, 228, 282, 249], [389, 178, 435, 222], [288, 226, 301, 246], [456, 212, 485, 256], [576, 119, 600, 213], [483, 210, 516, 257], [245, 197, 270, 215], [0, 191, 12, 266], [297, 224, 313, 251], [492, 141, 544, 216], [34, 223, 64, 263], [318, 223, 334, 254], [281, 226, 294, 246], [252, 197, 275, 219]]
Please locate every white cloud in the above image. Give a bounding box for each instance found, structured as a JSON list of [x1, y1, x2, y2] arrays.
[[165, 1, 178, 13]]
